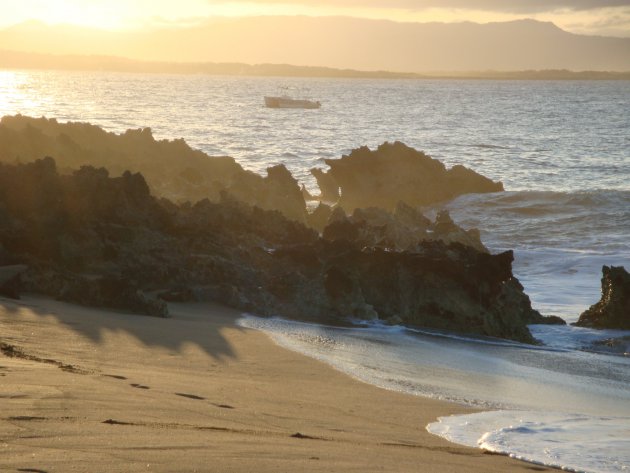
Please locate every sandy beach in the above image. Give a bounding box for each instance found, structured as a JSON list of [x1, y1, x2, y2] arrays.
[[0, 295, 554, 472]]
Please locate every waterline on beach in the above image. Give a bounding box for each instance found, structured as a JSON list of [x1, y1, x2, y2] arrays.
[[238, 315, 630, 473]]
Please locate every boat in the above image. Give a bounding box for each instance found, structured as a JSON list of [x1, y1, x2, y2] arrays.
[[264, 88, 321, 109]]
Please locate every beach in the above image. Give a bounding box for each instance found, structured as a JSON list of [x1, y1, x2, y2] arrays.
[[0, 295, 555, 472]]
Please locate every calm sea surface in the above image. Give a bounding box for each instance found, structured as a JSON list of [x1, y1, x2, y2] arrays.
[[1, 70, 629, 472]]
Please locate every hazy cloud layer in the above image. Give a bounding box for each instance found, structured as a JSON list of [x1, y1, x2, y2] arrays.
[[218, 0, 630, 13]]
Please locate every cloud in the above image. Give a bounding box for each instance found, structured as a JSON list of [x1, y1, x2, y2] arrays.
[[213, 0, 630, 14]]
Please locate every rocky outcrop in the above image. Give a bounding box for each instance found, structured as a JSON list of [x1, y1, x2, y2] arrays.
[[1, 117, 511, 231], [321, 205, 487, 253], [0, 115, 307, 223], [306, 202, 333, 233], [266, 240, 549, 342], [25, 269, 169, 317], [575, 266, 630, 329], [0, 265, 26, 299], [0, 157, 549, 342], [312, 141, 503, 212], [311, 168, 340, 203]]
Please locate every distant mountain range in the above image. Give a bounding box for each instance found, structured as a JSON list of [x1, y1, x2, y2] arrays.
[[1, 16, 629, 72], [1, 49, 629, 80]]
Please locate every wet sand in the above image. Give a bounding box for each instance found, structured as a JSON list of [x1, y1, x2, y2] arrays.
[[0, 295, 554, 472]]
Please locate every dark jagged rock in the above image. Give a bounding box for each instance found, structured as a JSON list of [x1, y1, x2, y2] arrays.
[[0, 157, 544, 342], [310, 168, 340, 203], [306, 202, 333, 233], [24, 269, 169, 317], [0, 265, 27, 299], [575, 266, 630, 329], [157, 286, 195, 303], [315, 141, 503, 212], [321, 206, 487, 253], [268, 240, 548, 342], [533, 314, 566, 325], [0, 115, 307, 223]]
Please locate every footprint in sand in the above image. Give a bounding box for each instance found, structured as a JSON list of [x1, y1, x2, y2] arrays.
[[214, 404, 235, 409], [130, 383, 150, 390], [175, 392, 205, 400], [103, 374, 128, 380]]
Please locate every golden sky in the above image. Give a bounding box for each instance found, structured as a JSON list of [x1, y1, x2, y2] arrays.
[[1, 0, 629, 36]]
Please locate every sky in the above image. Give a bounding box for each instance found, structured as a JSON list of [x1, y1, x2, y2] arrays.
[[0, 0, 629, 37]]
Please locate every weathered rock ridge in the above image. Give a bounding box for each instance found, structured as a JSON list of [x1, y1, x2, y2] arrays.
[[310, 142, 504, 212], [1, 117, 504, 229], [321, 204, 487, 253], [0, 115, 307, 223], [575, 266, 630, 329], [0, 158, 555, 342]]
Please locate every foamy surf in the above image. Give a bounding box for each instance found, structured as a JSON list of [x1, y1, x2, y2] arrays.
[[427, 411, 630, 473]]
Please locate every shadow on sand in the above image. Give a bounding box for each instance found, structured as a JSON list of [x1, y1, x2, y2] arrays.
[[0, 294, 243, 360]]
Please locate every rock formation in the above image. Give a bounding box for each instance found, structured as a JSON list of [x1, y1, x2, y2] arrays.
[[311, 141, 503, 212], [0, 265, 26, 299], [321, 205, 487, 253], [0, 115, 307, 223], [575, 266, 630, 329], [1, 116, 511, 232], [0, 157, 557, 342]]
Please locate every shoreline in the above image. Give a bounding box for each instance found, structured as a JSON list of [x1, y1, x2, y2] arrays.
[[0, 295, 556, 472]]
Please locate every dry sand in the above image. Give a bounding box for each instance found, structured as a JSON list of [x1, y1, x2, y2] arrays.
[[0, 295, 553, 472]]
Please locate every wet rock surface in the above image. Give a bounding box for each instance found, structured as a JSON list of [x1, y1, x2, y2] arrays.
[[575, 266, 630, 329]]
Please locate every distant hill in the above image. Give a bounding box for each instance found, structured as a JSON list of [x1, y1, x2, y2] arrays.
[[1, 49, 629, 80], [1, 16, 629, 72]]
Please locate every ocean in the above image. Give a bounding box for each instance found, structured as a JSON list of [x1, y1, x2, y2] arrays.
[[1, 70, 629, 472]]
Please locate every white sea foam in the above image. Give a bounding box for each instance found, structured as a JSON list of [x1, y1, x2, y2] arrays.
[[428, 411, 630, 473]]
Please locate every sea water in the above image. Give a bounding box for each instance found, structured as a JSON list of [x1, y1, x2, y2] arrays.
[[1, 70, 629, 472], [238, 315, 630, 473]]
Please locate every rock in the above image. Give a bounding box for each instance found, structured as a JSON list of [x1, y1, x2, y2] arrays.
[[321, 206, 487, 253], [318, 141, 503, 212], [0, 264, 27, 299], [306, 202, 333, 233], [0, 115, 307, 223], [25, 270, 169, 317], [0, 156, 542, 342], [310, 168, 340, 203], [532, 314, 566, 325], [228, 164, 307, 223], [575, 266, 630, 329], [385, 315, 403, 325], [157, 286, 195, 302], [430, 210, 487, 253]]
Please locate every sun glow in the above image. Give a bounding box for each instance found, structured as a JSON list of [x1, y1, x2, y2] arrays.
[[0, 0, 628, 38], [3, 0, 125, 30]]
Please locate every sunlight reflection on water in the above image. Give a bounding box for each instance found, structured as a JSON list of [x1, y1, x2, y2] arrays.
[[1, 70, 629, 194]]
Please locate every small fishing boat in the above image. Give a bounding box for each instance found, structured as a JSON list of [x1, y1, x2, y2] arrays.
[[264, 87, 321, 109]]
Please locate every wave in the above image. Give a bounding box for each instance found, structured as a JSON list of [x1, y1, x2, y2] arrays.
[[428, 411, 630, 473], [469, 143, 511, 150], [449, 189, 630, 212]]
